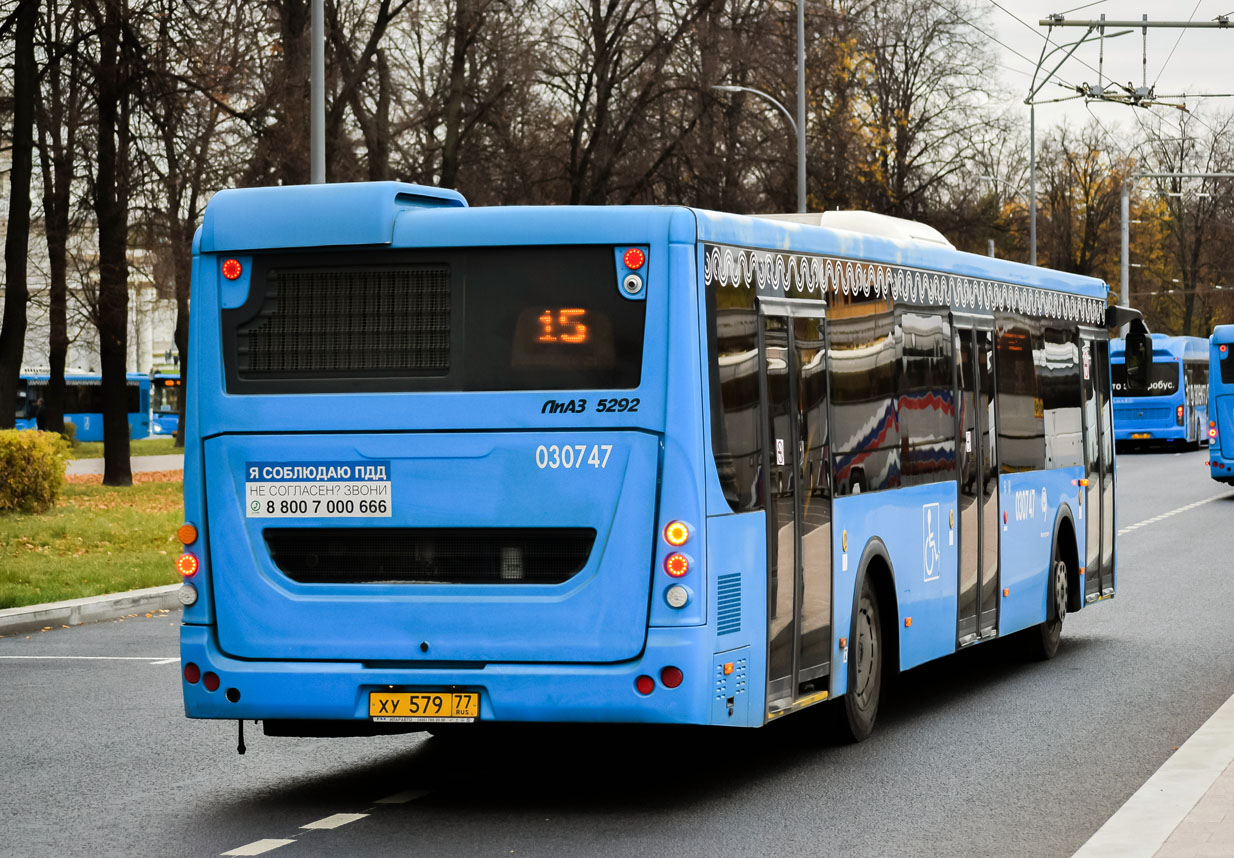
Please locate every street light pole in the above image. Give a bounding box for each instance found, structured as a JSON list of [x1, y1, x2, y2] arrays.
[[310, 0, 325, 184], [713, 84, 803, 212], [796, 0, 806, 214]]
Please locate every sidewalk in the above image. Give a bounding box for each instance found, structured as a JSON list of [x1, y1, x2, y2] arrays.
[[1072, 693, 1234, 857], [67, 453, 184, 476]]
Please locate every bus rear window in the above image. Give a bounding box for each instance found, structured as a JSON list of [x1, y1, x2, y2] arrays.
[[1110, 361, 1179, 396], [1223, 351, 1234, 385], [222, 246, 645, 393]]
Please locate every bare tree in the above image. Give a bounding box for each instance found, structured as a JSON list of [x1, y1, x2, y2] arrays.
[[0, 0, 37, 430]]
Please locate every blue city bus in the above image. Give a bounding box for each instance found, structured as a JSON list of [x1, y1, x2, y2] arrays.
[[178, 182, 1124, 741], [1109, 335, 1209, 448], [16, 369, 151, 441], [1207, 325, 1234, 483], [149, 372, 182, 436]]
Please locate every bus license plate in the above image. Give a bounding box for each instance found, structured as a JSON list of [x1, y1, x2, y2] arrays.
[[1131, 433, 1151, 439], [369, 691, 479, 723]]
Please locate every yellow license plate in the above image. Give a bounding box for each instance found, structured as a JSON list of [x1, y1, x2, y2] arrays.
[[369, 691, 479, 723]]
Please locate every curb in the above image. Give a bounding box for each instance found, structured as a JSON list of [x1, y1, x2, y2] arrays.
[[1071, 692, 1234, 857], [0, 584, 183, 636]]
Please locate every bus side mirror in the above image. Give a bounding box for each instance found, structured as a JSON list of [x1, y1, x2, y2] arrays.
[[1123, 328, 1150, 394]]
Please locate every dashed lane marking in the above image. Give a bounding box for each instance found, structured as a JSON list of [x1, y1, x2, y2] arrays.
[[300, 813, 369, 830], [1117, 491, 1234, 537], [376, 789, 430, 804], [0, 655, 179, 664], [220, 840, 295, 857]]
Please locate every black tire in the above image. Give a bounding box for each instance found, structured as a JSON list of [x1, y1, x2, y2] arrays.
[[839, 575, 882, 742], [1028, 541, 1067, 660]]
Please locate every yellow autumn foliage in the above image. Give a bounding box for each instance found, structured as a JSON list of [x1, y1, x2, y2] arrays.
[[0, 429, 70, 514]]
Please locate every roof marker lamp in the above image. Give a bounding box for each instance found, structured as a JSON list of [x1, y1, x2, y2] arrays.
[[177, 552, 199, 578], [221, 258, 243, 281], [623, 247, 646, 270]]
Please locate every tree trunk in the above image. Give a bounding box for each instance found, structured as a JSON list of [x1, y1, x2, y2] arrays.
[[94, 0, 132, 486], [0, 0, 37, 430]]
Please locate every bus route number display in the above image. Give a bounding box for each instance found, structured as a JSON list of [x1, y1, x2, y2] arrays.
[[245, 460, 392, 518]]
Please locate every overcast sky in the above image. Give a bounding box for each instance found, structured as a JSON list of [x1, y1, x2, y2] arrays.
[[980, 0, 1234, 135]]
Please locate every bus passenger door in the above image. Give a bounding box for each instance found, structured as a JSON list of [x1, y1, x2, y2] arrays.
[[955, 320, 1000, 645], [759, 304, 832, 713], [1080, 334, 1104, 600], [760, 312, 799, 708]]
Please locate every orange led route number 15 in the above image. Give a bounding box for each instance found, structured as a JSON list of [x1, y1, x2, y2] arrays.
[[538, 308, 589, 344]]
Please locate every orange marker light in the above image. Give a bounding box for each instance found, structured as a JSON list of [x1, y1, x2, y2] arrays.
[[221, 258, 243, 280], [1003, 588, 1010, 597], [663, 521, 690, 546], [177, 522, 198, 545], [904, 617, 913, 628], [623, 247, 645, 270], [664, 553, 689, 577], [723, 662, 734, 675], [177, 553, 199, 578]]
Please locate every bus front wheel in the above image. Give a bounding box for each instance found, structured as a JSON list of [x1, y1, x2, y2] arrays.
[[839, 576, 882, 742]]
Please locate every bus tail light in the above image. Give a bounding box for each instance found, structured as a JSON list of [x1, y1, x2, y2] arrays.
[[183, 662, 200, 684], [1176, 405, 1184, 425], [177, 522, 197, 545], [176, 552, 199, 578], [1221, 344, 1229, 354], [1211, 421, 1219, 440], [660, 666, 683, 688], [663, 520, 690, 546], [635, 675, 655, 695], [664, 553, 689, 577], [203, 672, 220, 692]]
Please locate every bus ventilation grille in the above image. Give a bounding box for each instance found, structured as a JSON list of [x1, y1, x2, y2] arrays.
[[717, 574, 741, 635], [263, 527, 595, 585], [236, 266, 451, 377]]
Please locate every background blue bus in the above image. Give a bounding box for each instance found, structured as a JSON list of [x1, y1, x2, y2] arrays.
[[16, 370, 151, 441], [1208, 325, 1234, 483], [178, 182, 1121, 742], [149, 372, 182, 436], [1110, 335, 1209, 448]]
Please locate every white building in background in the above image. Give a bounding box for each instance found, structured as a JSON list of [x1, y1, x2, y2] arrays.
[[1, 158, 179, 375]]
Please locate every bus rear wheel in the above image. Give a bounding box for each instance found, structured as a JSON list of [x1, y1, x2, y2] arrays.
[[1028, 545, 1067, 660], [838, 576, 882, 742]]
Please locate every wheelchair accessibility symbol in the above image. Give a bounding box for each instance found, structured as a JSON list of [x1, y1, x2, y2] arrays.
[[923, 502, 941, 582]]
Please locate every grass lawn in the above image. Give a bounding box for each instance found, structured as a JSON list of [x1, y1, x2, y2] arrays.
[[0, 479, 183, 609], [67, 436, 180, 460]]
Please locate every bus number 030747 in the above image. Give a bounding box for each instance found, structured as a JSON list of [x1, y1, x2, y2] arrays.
[[535, 444, 613, 469]]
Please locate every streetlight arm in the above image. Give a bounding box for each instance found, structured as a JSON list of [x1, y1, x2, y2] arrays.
[[712, 85, 798, 137]]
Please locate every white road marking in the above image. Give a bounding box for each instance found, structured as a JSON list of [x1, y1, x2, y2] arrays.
[[300, 813, 369, 830], [0, 655, 177, 662], [1117, 491, 1234, 536], [376, 789, 430, 804], [220, 840, 295, 856]]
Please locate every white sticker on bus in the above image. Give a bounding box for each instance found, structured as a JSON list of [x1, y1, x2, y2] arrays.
[[245, 460, 392, 518]]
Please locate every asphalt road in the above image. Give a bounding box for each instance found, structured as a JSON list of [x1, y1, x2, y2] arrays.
[[2, 447, 1231, 858]]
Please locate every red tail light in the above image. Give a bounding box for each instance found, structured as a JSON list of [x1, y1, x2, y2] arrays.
[[1177, 405, 1184, 425], [664, 553, 689, 577], [221, 258, 243, 280], [183, 662, 200, 684], [203, 672, 220, 692], [1211, 421, 1219, 440], [635, 675, 655, 695], [176, 552, 199, 578], [660, 666, 683, 688]]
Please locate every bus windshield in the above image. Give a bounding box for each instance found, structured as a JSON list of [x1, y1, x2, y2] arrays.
[[1110, 361, 1179, 396]]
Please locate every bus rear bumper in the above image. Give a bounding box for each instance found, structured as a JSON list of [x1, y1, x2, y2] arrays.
[[1115, 426, 1186, 442], [179, 624, 757, 727]]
